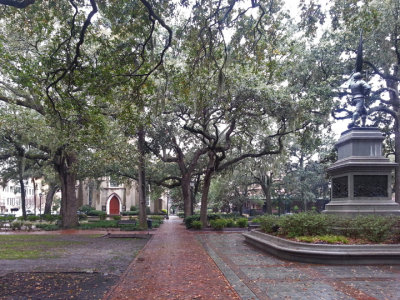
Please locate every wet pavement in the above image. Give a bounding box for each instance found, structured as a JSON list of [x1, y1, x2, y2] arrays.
[[104, 216, 240, 300], [197, 233, 400, 300]]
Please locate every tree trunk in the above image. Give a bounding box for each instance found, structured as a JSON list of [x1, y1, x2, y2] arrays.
[[44, 183, 58, 215], [138, 127, 148, 228], [17, 156, 26, 219], [181, 175, 192, 218], [56, 152, 79, 229], [260, 174, 273, 215], [200, 171, 213, 227], [200, 152, 215, 227]]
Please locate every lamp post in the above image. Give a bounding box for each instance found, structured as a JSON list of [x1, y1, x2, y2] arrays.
[[166, 191, 169, 220], [39, 193, 42, 222], [190, 181, 195, 215]]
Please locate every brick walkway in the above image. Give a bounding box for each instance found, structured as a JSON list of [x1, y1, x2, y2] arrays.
[[104, 216, 240, 300]]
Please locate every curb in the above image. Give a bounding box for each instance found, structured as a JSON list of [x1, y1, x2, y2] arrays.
[[243, 230, 400, 265]]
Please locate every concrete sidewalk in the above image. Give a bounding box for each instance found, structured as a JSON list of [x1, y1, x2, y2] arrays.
[[198, 233, 400, 300], [104, 216, 240, 300]]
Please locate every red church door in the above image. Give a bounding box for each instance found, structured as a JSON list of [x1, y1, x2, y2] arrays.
[[109, 197, 120, 215]]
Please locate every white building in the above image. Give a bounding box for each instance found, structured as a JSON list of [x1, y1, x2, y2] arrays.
[[0, 179, 45, 216]]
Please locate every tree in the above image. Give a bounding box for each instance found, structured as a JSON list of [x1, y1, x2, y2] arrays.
[[0, 1, 172, 227]]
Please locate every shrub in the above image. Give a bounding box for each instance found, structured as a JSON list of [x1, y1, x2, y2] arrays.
[[79, 205, 95, 214], [121, 211, 139, 216], [225, 219, 235, 228], [0, 215, 16, 222], [191, 220, 203, 230], [35, 223, 60, 231], [279, 213, 332, 237], [11, 221, 23, 230], [350, 215, 397, 243], [207, 213, 221, 221], [184, 215, 200, 229], [87, 210, 106, 217], [210, 219, 227, 230], [79, 220, 119, 229], [236, 218, 248, 228], [161, 209, 167, 214], [26, 215, 40, 222], [43, 214, 59, 223], [259, 215, 280, 233], [177, 212, 185, 218], [23, 222, 33, 231], [149, 215, 164, 222], [113, 215, 122, 221]]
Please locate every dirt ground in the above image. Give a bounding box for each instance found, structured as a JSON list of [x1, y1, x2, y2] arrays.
[[0, 233, 149, 300]]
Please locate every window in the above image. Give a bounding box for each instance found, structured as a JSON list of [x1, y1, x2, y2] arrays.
[[109, 179, 120, 187]]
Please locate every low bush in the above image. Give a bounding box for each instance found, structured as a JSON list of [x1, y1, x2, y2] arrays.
[[27, 215, 40, 222], [79, 220, 119, 229], [87, 210, 106, 217], [43, 214, 59, 223], [279, 213, 332, 237], [11, 221, 23, 230], [35, 223, 60, 231], [113, 215, 122, 221], [161, 209, 167, 214], [184, 215, 200, 229], [349, 215, 397, 243], [191, 220, 203, 230], [236, 218, 248, 228], [210, 219, 227, 230], [149, 215, 164, 222], [0, 215, 16, 222], [79, 205, 95, 214], [121, 211, 139, 216], [259, 215, 280, 233], [177, 212, 185, 218], [130, 205, 138, 211], [225, 219, 236, 228]]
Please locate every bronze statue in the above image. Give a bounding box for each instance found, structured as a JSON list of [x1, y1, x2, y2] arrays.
[[348, 72, 371, 128]]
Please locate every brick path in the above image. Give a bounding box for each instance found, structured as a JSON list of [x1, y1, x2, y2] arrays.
[[104, 216, 240, 300]]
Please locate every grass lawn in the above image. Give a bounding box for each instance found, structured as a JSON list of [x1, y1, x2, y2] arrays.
[[0, 235, 94, 260]]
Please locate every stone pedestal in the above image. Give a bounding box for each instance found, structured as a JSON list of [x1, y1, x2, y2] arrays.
[[324, 127, 400, 216]]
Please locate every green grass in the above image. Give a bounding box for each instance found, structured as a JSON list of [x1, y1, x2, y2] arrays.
[[0, 235, 85, 260]]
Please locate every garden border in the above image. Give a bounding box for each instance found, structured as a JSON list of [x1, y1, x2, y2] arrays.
[[243, 230, 400, 265]]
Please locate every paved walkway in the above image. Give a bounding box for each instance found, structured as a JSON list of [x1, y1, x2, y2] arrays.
[[104, 216, 240, 300], [198, 233, 400, 300], [105, 217, 400, 300]]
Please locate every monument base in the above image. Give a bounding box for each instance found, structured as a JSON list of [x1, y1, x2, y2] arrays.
[[324, 127, 400, 216], [323, 199, 400, 216]]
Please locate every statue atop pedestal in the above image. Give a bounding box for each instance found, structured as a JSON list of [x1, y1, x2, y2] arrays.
[[347, 31, 371, 129], [348, 72, 371, 128]]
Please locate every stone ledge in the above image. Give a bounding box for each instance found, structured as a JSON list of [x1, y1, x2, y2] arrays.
[[243, 230, 400, 265]]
